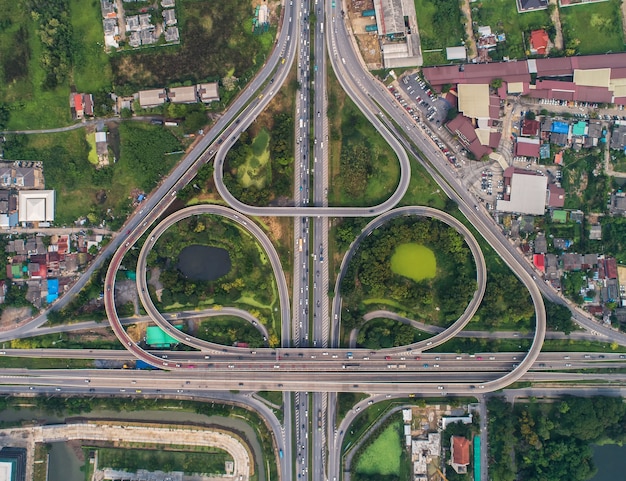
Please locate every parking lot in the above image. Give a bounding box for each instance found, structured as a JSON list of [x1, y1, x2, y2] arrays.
[[397, 73, 450, 126]]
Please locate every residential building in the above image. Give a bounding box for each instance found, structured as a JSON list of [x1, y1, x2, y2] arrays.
[[530, 29, 549, 55], [73, 93, 84, 119], [163, 9, 177, 26], [197, 83, 220, 103], [450, 436, 470, 474], [517, 0, 548, 11], [164, 26, 180, 43], [412, 433, 440, 479], [547, 183, 565, 208], [169, 86, 197, 104], [515, 137, 541, 158], [138, 89, 167, 108], [161, 0, 175, 6]]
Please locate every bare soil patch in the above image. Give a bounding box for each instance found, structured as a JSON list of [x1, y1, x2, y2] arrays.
[[0, 307, 33, 329]]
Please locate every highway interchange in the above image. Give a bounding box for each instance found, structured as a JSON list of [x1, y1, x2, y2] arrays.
[[1, 0, 625, 479]]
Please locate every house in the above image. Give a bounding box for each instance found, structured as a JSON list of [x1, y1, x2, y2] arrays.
[[140, 29, 157, 45], [535, 233, 548, 254], [101, 0, 116, 17], [73, 93, 84, 119], [446, 46, 467, 61], [530, 29, 549, 55], [162, 9, 177, 26], [164, 26, 179, 43], [450, 436, 470, 474], [161, 0, 175, 6], [95, 132, 108, 156], [169, 86, 197, 104], [589, 224, 602, 240], [562, 253, 583, 271], [83, 94, 94, 117], [138, 89, 167, 108], [547, 184, 565, 208], [126, 15, 140, 31], [610, 124, 626, 150], [515, 137, 541, 158], [521, 118, 540, 137], [517, 0, 548, 12], [533, 253, 545, 272], [197, 83, 220, 103]]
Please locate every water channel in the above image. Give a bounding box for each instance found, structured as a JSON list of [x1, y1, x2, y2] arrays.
[[0, 405, 264, 481]]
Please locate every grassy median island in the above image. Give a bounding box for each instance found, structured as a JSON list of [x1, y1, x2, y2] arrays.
[[327, 64, 400, 206], [390, 243, 436, 282], [147, 214, 281, 346], [355, 418, 403, 477], [340, 216, 477, 338]]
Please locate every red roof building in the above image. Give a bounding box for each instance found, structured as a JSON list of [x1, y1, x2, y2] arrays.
[[530, 29, 549, 55], [451, 436, 470, 474], [73, 93, 84, 118], [515, 138, 541, 157], [446, 115, 492, 159], [606, 257, 618, 279], [547, 183, 565, 208], [522, 118, 540, 137], [533, 254, 545, 272]]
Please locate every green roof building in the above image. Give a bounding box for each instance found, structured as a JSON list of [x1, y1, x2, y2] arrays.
[[572, 121, 587, 137], [146, 325, 183, 348]]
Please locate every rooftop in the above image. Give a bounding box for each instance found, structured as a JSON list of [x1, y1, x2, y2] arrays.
[[497, 172, 547, 215]]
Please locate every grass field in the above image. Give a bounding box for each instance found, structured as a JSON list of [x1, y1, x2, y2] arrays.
[[69, 0, 113, 92], [560, 0, 625, 54], [472, 0, 552, 60], [327, 64, 400, 206], [413, 0, 465, 50], [390, 243, 437, 281], [86, 133, 99, 165], [399, 156, 448, 209], [239, 129, 271, 188], [355, 420, 402, 476]]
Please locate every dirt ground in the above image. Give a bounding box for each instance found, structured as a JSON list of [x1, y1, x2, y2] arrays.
[[126, 321, 148, 343], [0, 307, 33, 330], [347, 0, 382, 66]]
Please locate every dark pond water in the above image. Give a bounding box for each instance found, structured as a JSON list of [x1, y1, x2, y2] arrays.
[[176, 244, 232, 281], [589, 444, 626, 481]]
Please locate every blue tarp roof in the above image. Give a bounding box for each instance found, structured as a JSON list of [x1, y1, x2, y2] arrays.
[[552, 121, 569, 134], [46, 279, 59, 304]]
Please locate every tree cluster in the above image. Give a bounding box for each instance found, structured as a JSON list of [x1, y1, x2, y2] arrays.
[[488, 396, 626, 481], [341, 217, 476, 330], [357, 318, 419, 349], [149, 215, 275, 315], [30, 0, 73, 89]]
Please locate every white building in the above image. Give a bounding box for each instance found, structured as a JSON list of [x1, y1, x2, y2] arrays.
[[18, 190, 55, 223]]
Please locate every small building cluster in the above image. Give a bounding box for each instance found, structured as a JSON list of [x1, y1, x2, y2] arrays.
[[70, 92, 95, 120], [0, 162, 54, 229], [4, 232, 105, 307], [137, 83, 220, 109], [403, 404, 477, 480], [100, 0, 179, 51]]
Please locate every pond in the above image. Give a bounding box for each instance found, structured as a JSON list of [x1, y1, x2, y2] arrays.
[[176, 244, 232, 281], [390, 243, 437, 282], [589, 444, 626, 481]]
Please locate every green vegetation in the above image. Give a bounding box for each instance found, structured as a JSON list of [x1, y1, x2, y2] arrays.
[[196, 316, 266, 348], [257, 391, 283, 406], [357, 318, 428, 349], [69, 0, 114, 93], [610, 150, 626, 172], [337, 393, 369, 421], [33, 444, 49, 481], [487, 396, 626, 481], [593, 216, 626, 264], [8, 330, 121, 350], [96, 446, 231, 476], [472, 0, 552, 60], [223, 117, 293, 205], [148, 215, 280, 345], [413, 0, 465, 65], [327, 65, 400, 206], [341, 217, 476, 333], [560, 148, 609, 213], [390, 243, 436, 282], [560, 0, 624, 55], [398, 159, 448, 209], [111, 0, 275, 93], [3, 124, 182, 227], [355, 418, 402, 477], [0, 357, 94, 369]]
